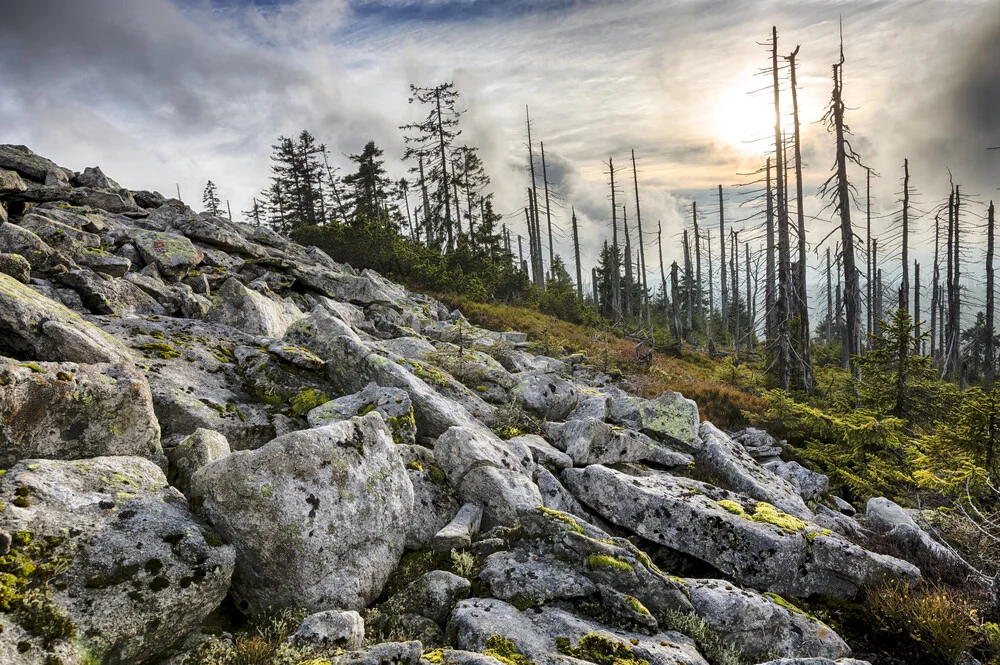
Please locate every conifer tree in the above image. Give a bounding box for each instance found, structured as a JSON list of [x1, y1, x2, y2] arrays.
[[202, 180, 222, 217]]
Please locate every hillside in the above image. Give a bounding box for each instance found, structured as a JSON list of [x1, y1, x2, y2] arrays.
[[0, 145, 994, 665]]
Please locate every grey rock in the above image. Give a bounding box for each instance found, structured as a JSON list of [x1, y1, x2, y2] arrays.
[[0, 456, 234, 664], [866, 497, 916, 532], [21, 212, 100, 255], [0, 252, 30, 282], [0, 144, 63, 181], [0, 221, 72, 272], [0, 272, 134, 363], [510, 433, 573, 471], [290, 610, 365, 651], [479, 550, 597, 606], [131, 229, 204, 279], [754, 660, 871, 665], [568, 393, 611, 421], [73, 165, 121, 190], [515, 373, 579, 421], [431, 503, 484, 551], [189, 414, 414, 613], [309, 383, 416, 445], [69, 187, 137, 214], [433, 427, 541, 527], [165, 428, 231, 496], [765, 460, 830, 502], [205, 278, 304, 338], [293, 266, 404, 305], [449, 598, 708, 665], [0, 357, 163, 468], [536, 467, 590, 516], [77, 247, 131, 277], [171, 213, 266, 258], [608, 390, 702, 452], [0, 169, 28, 193], [696, 422, 812, 519], [55, 269, 165, 316], [547, 418, 693, 468], [385, 570, 472, 625], [564, 465, 920, 599], [686, 578, 850, 661], [813, 505, 864, 540], [833, 496, 857, 516], [44, 167, 73, 189], [397, 444, 461, 549], [336, 641, 423, 665], [133, 190, 167, 209]]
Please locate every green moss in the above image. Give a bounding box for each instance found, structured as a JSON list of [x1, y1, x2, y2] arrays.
[[410, 361, 449, 388], [55, 372, 73, 381], [804, 528, 832, 543], [750, 502, 808, 533], [537, 506, 586, 534], [261, 484, 274, 498], [0, 529, 76, 649], [140, 342, 181, 360], [357, 402, 377, 417], [407, 461, 424, 472], [426, 464, 447, 486], [717, 499, 747, 517], [587, 554, 634, 572], [625, 595, 651, 616], [554, 633, 649, 665], [484, 635, 535, 665], [763, 592, 808, 616], [289, 388, 330, 417], [20, 362, 44, 373]]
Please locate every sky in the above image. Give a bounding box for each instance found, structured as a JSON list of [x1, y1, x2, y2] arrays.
[[1, 0, 999, 321]]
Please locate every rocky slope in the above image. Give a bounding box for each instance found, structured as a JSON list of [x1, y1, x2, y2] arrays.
[[0, 144, 959, 665]]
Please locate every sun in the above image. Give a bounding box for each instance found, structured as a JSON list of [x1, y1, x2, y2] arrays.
[[713, 80, 777, 151]]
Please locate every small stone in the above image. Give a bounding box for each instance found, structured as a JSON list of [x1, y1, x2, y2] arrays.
[[289, 610, 365, 651], [432, 503, 484, 551]]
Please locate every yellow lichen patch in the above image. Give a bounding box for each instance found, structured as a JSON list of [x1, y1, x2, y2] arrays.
[[483, 635, 534, 665], [750, 502, 808, 533], [716, 499, 747, 517], [537, 506, 586, 534], [587, 554, 634, 572], [555, 633, 649, 665]]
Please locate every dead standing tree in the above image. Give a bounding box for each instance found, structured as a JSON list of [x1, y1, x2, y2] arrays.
[[820, 26, 863, 375]]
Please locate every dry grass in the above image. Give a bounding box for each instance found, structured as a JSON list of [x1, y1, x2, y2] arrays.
[[444, 295, 767, 429]]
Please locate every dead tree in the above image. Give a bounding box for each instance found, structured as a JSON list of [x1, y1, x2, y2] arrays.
[[707, 229, 715, 351], [683, 229, 694, 343], [658, 221, 669, 330], [541, 142, 555, 269], [572, 207, 583, 298], [785, 45, 813, 392], [914, 261, 921, 352], [866, 167, 873, 342], [718, 185, 728, 337], [770, 26, 793, 388], [746, 243, 753, 351], [693, 202, 703, 332], [733, 230, 741, 353], [609, 158, 622, 319], [900, 159, 911, 312], [632, 150, 650, 325], [624, 204, 634, 320], [671, 261, 683, 344], [822, 27, 861, 374], [526, 106, 542, 279], [826, 247, 833, 344], [765, 157, 776, 341], [988, 201, 996, 389], [931, 213, 940, 361]]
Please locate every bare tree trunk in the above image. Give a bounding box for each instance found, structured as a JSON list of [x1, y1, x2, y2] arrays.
[[988, 201, 996, 390], [572, 207, 583, 298], [914, 261, 921, 352], [831, 38, 860, 374], [746, 243, 753, 352], [931, 214, 940, 360], [518, 233, 524, 269], [866, 168, 873, 344], [526, 106, 540, 269], [524, 203, 537, 284], [436, 92, 453, 251], [592, 267, 599, 310], [765, 157, 776, 341], [671, 261, 683, 345], [465, 156, 475, 249], [826, 247, 833, 344], [871, 240, 878, 335], [658, 221, 669, 331], [624, 205, 634, 321], [707, 229, 715, 352], [900, 159, 910, 312], [632, 150, 650, 325], [609, 158, 621, 320], [541, 142, 554, 270], [419, 155, 433, 246], [771, 26, 792, 388], [733, 230, 740, 354], [684, 230, 694, 343], [718, 185, 728, 338], [787, 45, 813, 393], [693, 202, 703, 333], [953, 186, 962, 379]]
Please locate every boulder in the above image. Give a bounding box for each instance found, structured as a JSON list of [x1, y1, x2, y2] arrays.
[[695, 422, 812, 519], [0, 273, 133, 364], [308, 383, 416, 445], [449, 598, 708, 665], [170, 214, 266, 258], [68, 187, 137, 213], [515, 373, 579, 421], [165, 428, 230, 496], [76, 247, 131, 277], [289, 610, 365, 651], [205, 278, 304, 338], [130, 229, 203, 280], [433, 427, 541, 527], [189, 414, 414, 613], [765, 460, 830, 502], [73, 166, 121, 190], [20, 212, 100, 253], [0, 252, 30, 283], [546, 418, 692, 467], [564, 465, 920, 600], [45, 167, 72, 189], [382, 570, 471, 625], [0, 456, 235, 664], [535, 467, 590, 517], [55, 270, 165, 316], [0, 357, 162, 468], [431, 503, 483, 551], [0, 145, 62, 181], [685, 578, 850, 661], [510, 434, 572, 471], [396, 444, 460, 550], [0, 221, 71, 272], [0, 169, 27, 193], [293, 266, 405, 306], [608, 390, 702, 452], [133, 190, 166, 209]]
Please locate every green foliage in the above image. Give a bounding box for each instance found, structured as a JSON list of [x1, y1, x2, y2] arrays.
[[554, 633, 648, 665], [182, 608, 315, 665], [483, 635, 535, 665], [658, 610, 743, 665]]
